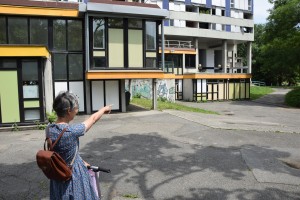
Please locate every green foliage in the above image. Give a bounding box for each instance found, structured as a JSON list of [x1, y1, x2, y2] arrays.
[[12, 122, 19, 131], [285, 87, 300, 107], [46, 111, 57, 124], [122, 193, 139, 199], [132, 93, 142, 98], [131, 98, 219, 115], [251, 1, 300, 86], [250, 86, 274, 100], [34, 120, 47, 130]]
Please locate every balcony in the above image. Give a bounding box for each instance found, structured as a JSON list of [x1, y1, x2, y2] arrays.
[[162, 40, 194, 49]]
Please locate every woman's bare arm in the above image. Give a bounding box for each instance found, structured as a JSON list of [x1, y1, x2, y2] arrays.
[[83, 105, 112, 132]]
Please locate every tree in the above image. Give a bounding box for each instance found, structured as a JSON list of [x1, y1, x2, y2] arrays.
[[261, 0, 300, 85]]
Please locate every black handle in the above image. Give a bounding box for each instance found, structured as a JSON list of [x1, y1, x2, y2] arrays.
[[88, 166, 111, 173]]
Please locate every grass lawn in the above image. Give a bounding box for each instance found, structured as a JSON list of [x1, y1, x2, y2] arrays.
[[250, 86, 274, 100], [131, 98, 219, 115]]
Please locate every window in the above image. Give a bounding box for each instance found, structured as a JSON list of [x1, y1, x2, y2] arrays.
[[0, 17, 6, 44], [22, 60, 39, 99], [53, 54, 67, 80], [53, 20, 66, 50], [0, 59, 17, 69], [128, 19, 142, 29], [8, 17, 28, 44], [230, 0, 234, 8], [185, 54, 195, 68], [68, 54, 83, 80], [93, 18, 105, 49], [248, 0, 252, 10], [93, 57, 106, 68], [169, 19, 174, 26], [145, 58, 156, 68], [68, 20, 82, 51], [30, 18, 48, 46], [146, 21, 156, 50], [108, 18, 123, 28]]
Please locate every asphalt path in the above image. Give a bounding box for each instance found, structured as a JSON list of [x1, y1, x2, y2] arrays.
[[0, 88, 299, 200]]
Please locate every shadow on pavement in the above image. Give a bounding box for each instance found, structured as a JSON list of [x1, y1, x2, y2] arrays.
[[1, 134, 299, 200], [80, 134, 300, 200]]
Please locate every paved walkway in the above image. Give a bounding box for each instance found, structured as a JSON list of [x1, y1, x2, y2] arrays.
[[174, 88, 299, 134], [0, 88, 299, 200]]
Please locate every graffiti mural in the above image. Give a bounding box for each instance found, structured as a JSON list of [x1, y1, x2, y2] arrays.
[[125, 79, 175, 102]]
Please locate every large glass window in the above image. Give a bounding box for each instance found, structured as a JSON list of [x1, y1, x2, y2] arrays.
[[0, 17, 6, 44], [22, 60, 39, 99], [146, 21, 156, 50], [185, 54, 196, 68], [93, 18, 105, 49], [53, 54, 67, 80], [53, 20, 66, 50], [69, 54, 83, 80], [30, 18, 48, 46], [0, 59, 17, 69], [93, 57, 106, 68], [108, 18, 123, 28], [145, 58, 156, 68], [68, 20, 82, 51], [128, 19, 142, 29], [8, 17, 28, 44]]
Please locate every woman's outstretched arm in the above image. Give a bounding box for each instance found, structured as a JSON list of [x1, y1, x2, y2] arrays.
[[83, 105, 112, 132]]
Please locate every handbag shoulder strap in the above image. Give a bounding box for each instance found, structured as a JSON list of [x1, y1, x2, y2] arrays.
[[44, 126, 77, 166], [44, 127, 67, 151]]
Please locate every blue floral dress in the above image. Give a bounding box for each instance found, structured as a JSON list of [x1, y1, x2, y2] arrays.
[[47, 123, 98, 200]]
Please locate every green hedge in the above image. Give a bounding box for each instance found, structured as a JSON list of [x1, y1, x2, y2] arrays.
[[285, 87, 300, 108]]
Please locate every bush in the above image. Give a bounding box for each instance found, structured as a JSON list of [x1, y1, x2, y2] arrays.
[[46, 111, 57, 124], [285, 87, 300, 108], [133, 93, 142, 98]]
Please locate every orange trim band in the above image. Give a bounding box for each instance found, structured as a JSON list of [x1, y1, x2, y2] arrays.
[[86, 71, 176, 79], [0, 5, 79, 17]]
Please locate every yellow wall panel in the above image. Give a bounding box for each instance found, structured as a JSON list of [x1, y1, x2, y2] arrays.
[[0, 71, 20, 123], [235, 83, 240, 99], [94, 51, 105, 57], [240, 83, 245, 98], [229, 83, 234, 99], [24, 100, 40, 108], [109, 29, 124, 68], [146, 52, 156, 58], [129, 30, 143, 68], [246, 83, 250, 98], [218, 83, 224, 100]]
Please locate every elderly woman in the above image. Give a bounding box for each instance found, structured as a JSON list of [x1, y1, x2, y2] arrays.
[[47, 91, 111, 199]]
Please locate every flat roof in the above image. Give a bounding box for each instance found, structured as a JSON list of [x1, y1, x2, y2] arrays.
[[86, 0, 169, 19]]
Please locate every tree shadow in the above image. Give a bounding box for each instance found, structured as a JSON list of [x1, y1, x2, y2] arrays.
[[0, 130, 299, 200], [79, 133, 300, 200]]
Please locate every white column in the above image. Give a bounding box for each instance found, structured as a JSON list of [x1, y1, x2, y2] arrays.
[[247, 41, 252, 73], [222, 40, 228, 73], [161, 21, 165, 71], [152, 79, 157, 110], [120, 79, 126, 112], [195, 38, 199, 69]]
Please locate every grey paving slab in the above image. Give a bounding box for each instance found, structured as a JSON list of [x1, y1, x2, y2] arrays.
[[1, 88, 300, 200]]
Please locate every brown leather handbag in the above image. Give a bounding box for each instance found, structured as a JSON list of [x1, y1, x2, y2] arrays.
[[36, 127, 77, 182]]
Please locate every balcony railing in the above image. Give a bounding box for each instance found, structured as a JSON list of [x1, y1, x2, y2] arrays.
[[162, 40, 194, 49]]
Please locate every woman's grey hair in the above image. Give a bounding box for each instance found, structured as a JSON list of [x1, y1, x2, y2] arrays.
[[53, 91, 79, 117]]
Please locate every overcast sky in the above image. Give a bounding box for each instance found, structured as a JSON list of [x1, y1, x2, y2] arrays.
[[253, 0, 273, 24]]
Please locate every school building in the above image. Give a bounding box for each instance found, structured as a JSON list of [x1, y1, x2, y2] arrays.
[[0, 0, 253, 126]]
